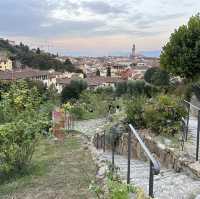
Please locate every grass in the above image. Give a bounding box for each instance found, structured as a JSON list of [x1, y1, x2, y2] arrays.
[[0, 134, 97, 199]]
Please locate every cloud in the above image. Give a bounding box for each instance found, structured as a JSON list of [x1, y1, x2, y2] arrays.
[[81, 1, 126, 15], [1, 0, 200, 56]]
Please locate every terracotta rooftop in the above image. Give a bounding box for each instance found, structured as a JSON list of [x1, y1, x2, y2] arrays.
[[86, 76, 123, 86], [0, 68, 50, 80], [56, 76, 124, 87]]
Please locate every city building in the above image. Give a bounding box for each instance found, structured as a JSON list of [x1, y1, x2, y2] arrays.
[[0, 57, 13, 71]]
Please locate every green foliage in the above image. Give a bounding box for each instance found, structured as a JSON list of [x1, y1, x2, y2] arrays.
[[116, 80, 147, 97], [61, 79, 88, 102], [96, 69, 101, 76], [126, 96, 147, 128], [0, 81, 11, 100], [107, 67, 111, 77], [127, 80, 146, 96], [0, 81, 41, 123], [0, 39, 83, 73], [191, 78, 200, 101], [144, 68, 170, 86], [69, 104, 85, 120], [160, 13, 200, 80], [144, 94, 186, 136], [26, 79, 47, 96], [115, 81, 127, 96], [96, 86, 114, 96], [106, 162, 136, 199], [0, 81, 50, 180]]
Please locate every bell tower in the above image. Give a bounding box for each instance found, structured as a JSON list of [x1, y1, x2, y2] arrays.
[[132, 44, 136, 58]]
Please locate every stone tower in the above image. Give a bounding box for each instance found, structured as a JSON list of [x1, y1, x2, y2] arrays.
[[132, 44, 136, 58]]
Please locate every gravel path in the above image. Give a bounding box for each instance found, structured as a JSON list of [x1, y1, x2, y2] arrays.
[[74, 118, 107, 137]]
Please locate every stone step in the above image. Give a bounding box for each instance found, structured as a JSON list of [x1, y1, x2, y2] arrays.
[[100, 151, 200, 199]]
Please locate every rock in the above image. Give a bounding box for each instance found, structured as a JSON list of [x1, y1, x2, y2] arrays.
[[96, 165, 107, 179], [188, 162, 200, 177], [83, 145, 88, 150]]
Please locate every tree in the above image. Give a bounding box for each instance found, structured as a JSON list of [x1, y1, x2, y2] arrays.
[[107, 67, 111, 77], [96, 69, 100, 76], [115, 81, 127, 96], [160, 14, 200, 79], [61, 79, 88, 102], [144, 68, 170, 86], [36, 48, 41, 54]]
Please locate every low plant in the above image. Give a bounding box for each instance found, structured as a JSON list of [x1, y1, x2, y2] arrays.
[[144, 94, 186, 136], [106, 162, 137, 199], [126, 96, 147, 128], [69, 103, 85, 120]]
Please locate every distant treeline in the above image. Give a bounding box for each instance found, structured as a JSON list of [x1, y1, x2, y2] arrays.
[[0, 39, 82, 73]]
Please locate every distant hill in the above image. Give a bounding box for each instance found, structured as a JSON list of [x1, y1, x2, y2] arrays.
[[0, 39, 82, 73]]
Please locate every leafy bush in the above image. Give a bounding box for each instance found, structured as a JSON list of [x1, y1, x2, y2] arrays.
[[116, 80, 147, 97], [61, 79, 87, 102], [106, 162, 136, 199], [115, 81, 127, 96], [0, 81, 49, 179], [0, 115, 47, 177], [69, 104, 85, 120], [144, 67, 170, 87], [126, 96, 147, 128], [127, 80, 146, 96], [144, 94, 186, 136]]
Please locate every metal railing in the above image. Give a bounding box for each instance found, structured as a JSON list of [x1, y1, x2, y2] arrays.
[[104, 125, 160, 198], [183, 100, 200, 161], [128, 124, 160, 198]]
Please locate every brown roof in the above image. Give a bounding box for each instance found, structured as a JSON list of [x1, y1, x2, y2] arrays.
[[56, 78, 72, 85], [86, 76, 123, 86], [0, 68, 50, 80], [56, 76, 123, 87]]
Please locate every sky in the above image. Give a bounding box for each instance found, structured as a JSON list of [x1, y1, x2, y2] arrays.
[[0, 0, 200, 57]]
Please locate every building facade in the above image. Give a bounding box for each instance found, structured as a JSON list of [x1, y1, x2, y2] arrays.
[[0, 58, 13, 71]]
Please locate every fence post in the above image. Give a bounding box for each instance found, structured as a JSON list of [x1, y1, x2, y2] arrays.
[[112, 131, 115, 171], [149, 161, 154, 198], [127, 130, 131, 184], [103, 131, 106, 152], [97, 133, 99, 149], [196, 110, 200, 161], [186, 103, 190, 141]]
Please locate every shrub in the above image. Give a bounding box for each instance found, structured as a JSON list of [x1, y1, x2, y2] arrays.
[[126, 96, 147, 128], [116, 80, 147, 97], [0, 117, 44, 178], [69, 104, 85, 120], [0, 81, 49, 180], [144, 67, 170, 87], [127, 80, 146, 96], [144, 94, 186, 136], [61, 79, 87, 102], [115, 81, 127, 96]]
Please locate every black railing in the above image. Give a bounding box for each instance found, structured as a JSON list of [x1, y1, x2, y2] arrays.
[[128, 124, 160, 198], [108, 125, 160, 198], [183, 100, 200, 161]]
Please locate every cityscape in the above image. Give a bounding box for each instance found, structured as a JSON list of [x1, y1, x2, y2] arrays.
[[0, 1, 200, 199]]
